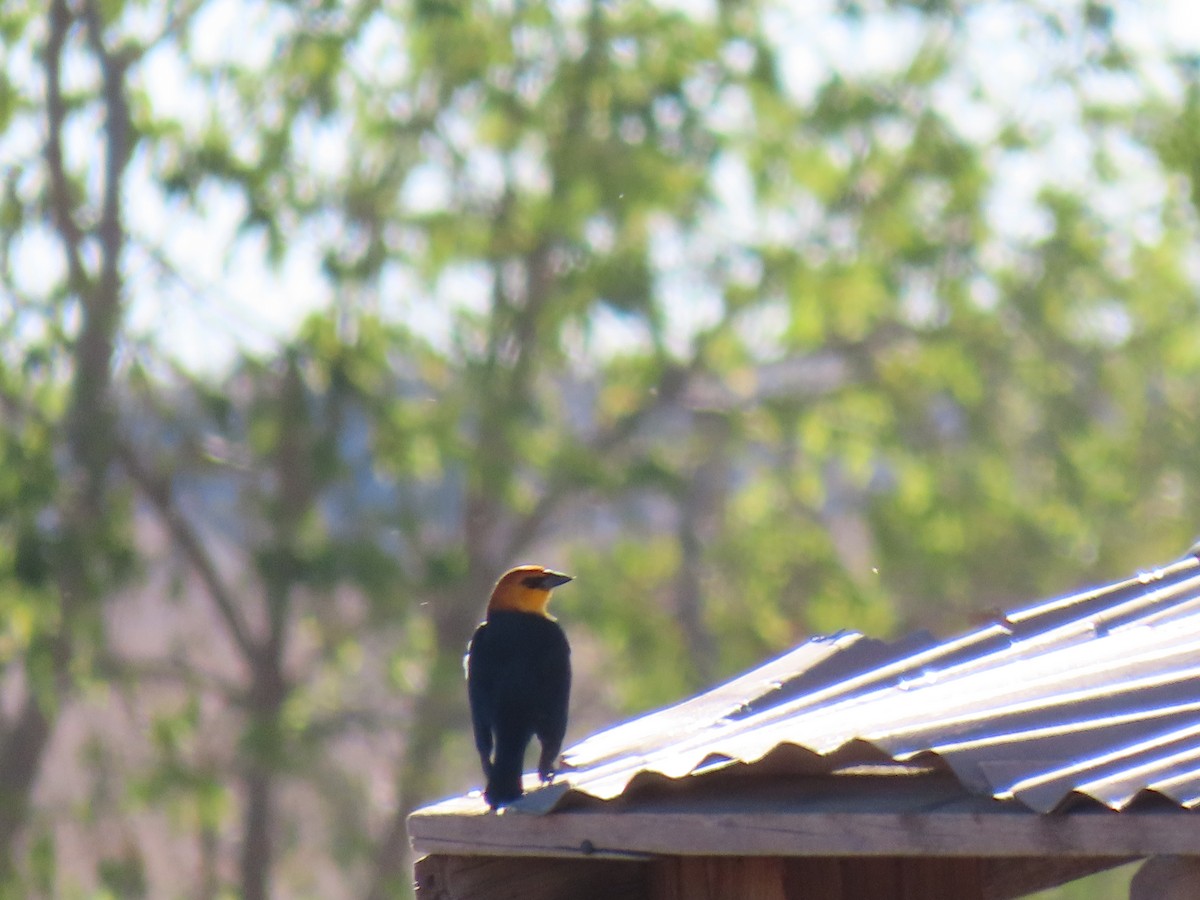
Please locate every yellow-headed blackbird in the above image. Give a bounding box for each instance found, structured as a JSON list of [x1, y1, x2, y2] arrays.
[[466, 565, 573, 808]]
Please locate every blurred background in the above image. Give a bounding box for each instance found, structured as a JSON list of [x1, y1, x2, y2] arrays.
[[3, 0, 1200, 896]]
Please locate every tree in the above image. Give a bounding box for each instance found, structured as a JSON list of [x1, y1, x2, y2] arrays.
[[0, 0, 136, 886]]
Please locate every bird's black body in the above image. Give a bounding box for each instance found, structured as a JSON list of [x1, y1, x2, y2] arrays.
[[467, 609, 571, 807]]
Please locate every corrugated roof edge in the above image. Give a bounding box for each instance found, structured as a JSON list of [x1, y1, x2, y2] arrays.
[[532, 552, 1200, 814]]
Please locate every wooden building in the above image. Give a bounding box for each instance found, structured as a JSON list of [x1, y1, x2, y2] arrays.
[[409, 554, 1200, 899]]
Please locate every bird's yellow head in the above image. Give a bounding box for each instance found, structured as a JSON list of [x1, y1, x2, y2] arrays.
[[487, 565, 574, 617]]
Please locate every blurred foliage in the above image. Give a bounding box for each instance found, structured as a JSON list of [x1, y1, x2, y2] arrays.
[[1, 0, 1200, 897], [1028, 862, 1138, 900]]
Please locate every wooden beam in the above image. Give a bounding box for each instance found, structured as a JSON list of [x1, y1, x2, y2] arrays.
[[787, 858, 987, 900], [649, 857, 788, 900], [418, 855, 992, 900], [409, 775, 1200, 862], [895, 859, 983, 900], [410, 803, 1200, 861], [414, 854, 648, 900], [414, 853, 1144, 900]]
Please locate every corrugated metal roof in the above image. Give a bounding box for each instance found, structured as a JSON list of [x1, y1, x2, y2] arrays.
[[548, 553, 1200, 813]]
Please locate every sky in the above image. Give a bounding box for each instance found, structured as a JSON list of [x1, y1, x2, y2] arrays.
[[4, 0, 1200, 377]]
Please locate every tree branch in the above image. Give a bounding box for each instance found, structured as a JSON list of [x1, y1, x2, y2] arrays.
[[45, 0, 87, 295], [502, 360, 694, 561], [116, 439, 261, 662], [81, 0, 131, 305], [94, 649, 244, 702]]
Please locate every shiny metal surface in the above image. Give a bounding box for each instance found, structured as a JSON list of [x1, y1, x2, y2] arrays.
[[557, 555, 1200, 812]]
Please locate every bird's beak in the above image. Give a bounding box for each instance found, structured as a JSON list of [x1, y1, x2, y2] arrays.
[[538, 570, 573, 589]]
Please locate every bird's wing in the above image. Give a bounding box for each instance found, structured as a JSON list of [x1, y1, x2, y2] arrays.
[[466, 622, 495, 768], [535, 624, 571, 777]]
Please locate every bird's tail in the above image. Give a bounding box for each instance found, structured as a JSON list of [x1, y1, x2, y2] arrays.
[[485, 732, 526, 808]]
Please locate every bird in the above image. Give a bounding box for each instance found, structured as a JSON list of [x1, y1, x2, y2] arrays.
[[466, 565, 573, 808]]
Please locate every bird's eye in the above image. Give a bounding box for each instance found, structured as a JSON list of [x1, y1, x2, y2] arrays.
[[522, 576, 543, 588]]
